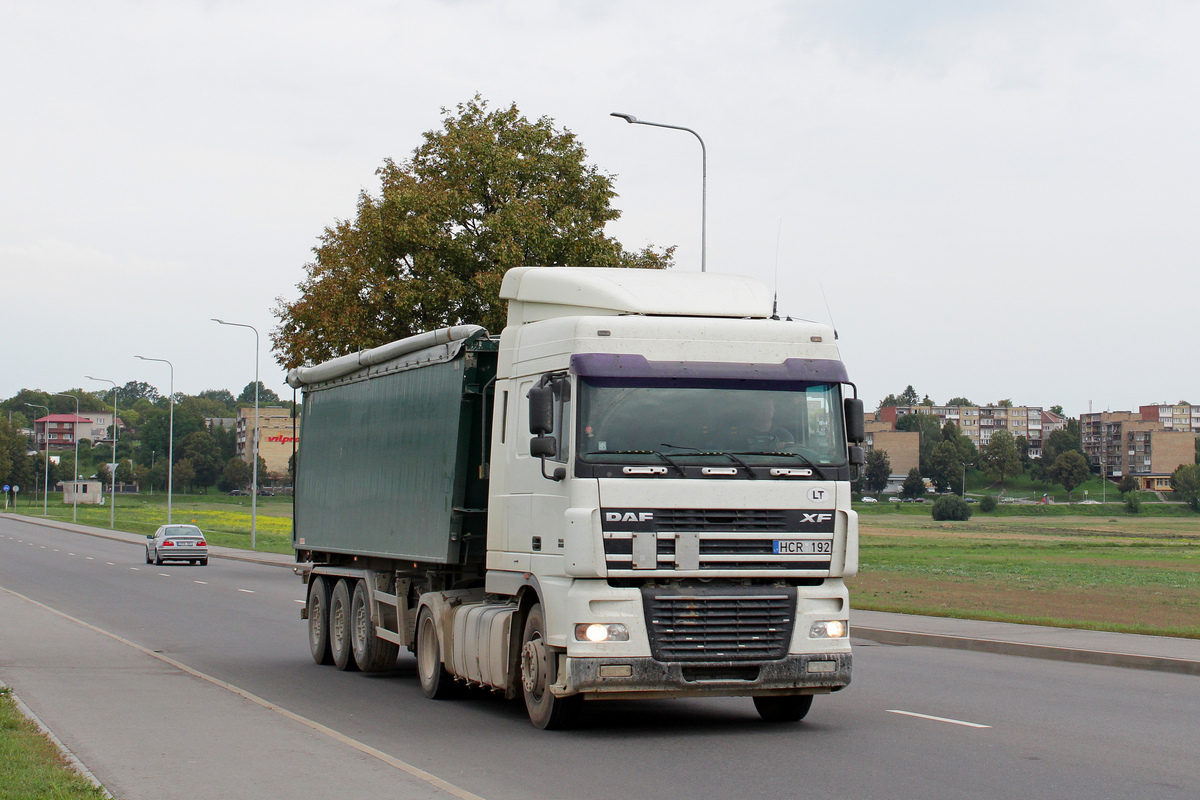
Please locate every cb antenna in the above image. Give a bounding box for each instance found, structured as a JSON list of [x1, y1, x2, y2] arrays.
[[771, 218, 782, 320], [819, 280, 838, 340]]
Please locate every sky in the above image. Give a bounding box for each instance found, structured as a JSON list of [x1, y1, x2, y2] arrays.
[[3, 0, 1198, 417]]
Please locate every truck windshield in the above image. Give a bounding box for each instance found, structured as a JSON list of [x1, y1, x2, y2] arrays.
[[577, 377, 847, 467]]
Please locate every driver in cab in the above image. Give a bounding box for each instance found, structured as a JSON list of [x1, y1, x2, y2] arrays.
[[730, 395, 794, 451]]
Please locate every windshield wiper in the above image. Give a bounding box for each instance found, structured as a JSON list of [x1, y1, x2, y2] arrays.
[[585, 449, 686, 477], [660, 443, 757, 478], [731, 450, 828, 480]]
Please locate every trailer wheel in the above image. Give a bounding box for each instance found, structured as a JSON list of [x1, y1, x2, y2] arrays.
[[416, 607, 457, 699], [520, 603, 581, 730], [329, 579, 358, 671], [753, 694, 813, 722], [307, 575, 333, 665], [351, 580, 399, 672]]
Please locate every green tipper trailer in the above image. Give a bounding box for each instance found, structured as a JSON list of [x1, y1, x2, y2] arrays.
[[293, 328, 496, 569]]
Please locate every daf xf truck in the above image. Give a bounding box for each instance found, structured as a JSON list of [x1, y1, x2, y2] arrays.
[[288, 266, 865, 729]]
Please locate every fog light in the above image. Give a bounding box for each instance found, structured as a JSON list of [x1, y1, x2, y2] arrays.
[[810, 620, 848, 639], [574, 623, 630, 642]]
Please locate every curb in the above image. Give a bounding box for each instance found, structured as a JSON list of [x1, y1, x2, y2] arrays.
[[0, 679, 114, 799], [852, 627, 1200, 677]]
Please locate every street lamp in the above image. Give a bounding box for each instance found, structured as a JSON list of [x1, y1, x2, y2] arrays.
[[136, 355, 174, 524], [24, 403, 50, 516], [212, 319, 259, 550], [53, 393, 80, 523], [85, 376, 119, 529], [611, 112, 708, 272]]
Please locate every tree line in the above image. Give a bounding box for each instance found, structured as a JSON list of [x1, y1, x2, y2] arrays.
[[0, 380, 290, 499]]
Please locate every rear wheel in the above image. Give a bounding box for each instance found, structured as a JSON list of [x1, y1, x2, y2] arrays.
[[307, 576, 333, 665], [154, 551, 164, 566], [416, 607, 458, 699], [520, 603, 582, 730], [199, 558, 208, 566], [145, 548, 152, 564], [753, 694, 813, 722], [351, 580, 399, 672], [329, 579, 357, 671]]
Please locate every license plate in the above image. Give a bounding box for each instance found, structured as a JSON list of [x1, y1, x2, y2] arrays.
[[773, 539, 833, 555]]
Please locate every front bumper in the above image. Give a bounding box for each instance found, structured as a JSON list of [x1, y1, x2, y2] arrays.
[[560, 652, 851, 700]]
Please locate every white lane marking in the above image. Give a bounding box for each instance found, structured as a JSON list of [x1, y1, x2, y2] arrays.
[[158, 573, 171, 577], [68, 552, 75, 556], [237, 588, 255, 594], [293, 599, 306, 604], [86, 557, 94, 560], [888, 710, 991, 728], [41, 546, 46, 549], [194, 581, 208, 585], [130, 567, 140, 571], [2, 586, 488, 800], [106, 562, 114, 566]]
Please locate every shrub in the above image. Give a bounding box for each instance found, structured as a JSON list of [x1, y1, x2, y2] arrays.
[[1125, 493, 1142, 513], [979, 494, 998, 512], [931, 495, 972, 521]]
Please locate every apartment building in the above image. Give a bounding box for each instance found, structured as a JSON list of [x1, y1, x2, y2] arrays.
[[236, 406, 300, 477], [878, 404, 1045, 456], [862, 420, 919, 482], [1139, 403, 1200, 432], [1080, 410, 1197, 489]]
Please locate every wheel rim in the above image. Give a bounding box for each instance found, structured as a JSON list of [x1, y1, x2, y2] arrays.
[[309, 595, 323, 646], [521, 636, 547, 699], [332, 599, 346, 651], [354, 601, 367, 654]]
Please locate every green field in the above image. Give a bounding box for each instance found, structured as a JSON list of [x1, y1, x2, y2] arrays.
[[5, 492, 295, 555], [850, 513, 1200, 637]]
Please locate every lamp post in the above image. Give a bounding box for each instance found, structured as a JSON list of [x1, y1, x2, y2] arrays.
[[53, 393, 80, 523], [611, 112, 707, 272], [136, 355, 174, 524], [85, 376, 119, 529], [212, 319, 259, 549], [25, 403, 50, 516]]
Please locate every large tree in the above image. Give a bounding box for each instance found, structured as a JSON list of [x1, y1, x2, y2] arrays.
[[862, 449, 891, 493], [1047, 450, 1091, 497], [927, 440, 965, 494], [272, 96, 674, 369], [979, 429, 1023, 484], [1171, 463, 1200, 509], [1041, 428, 1083, 469]]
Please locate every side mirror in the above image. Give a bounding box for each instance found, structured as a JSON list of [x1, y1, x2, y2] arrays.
[[844, 397, 865, 444], [530, 435, 557, 458], [848, 445, 865, 466], [146, 534, 154, 540], [528, 385, 554, 435]]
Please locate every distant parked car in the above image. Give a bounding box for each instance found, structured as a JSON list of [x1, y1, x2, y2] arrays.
[[228, 489, 249, 496], [861, 496, 878, 504], [146, 525, 208, 566]]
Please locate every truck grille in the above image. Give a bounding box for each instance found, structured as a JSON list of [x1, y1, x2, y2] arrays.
[[641, 587, 796, 662], [649, 509, 790, 532]]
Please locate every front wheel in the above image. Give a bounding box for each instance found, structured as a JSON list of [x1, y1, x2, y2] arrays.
[[753, 694, 813, 722], [145, 548, 152, 564], [520, 603, 582, 730]]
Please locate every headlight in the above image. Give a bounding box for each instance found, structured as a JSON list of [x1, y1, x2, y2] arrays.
[[809, 620, 848, 639], [574, 623, 630, 643]]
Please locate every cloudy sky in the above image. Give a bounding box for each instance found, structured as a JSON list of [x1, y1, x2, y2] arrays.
[[3, 0, 1197, 416]]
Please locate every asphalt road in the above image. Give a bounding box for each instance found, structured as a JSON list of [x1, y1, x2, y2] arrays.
[[2, 515, 1197, 800]]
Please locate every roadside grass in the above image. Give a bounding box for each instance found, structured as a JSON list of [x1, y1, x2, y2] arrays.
[[5, 493, 294, 555], [0, 687, 109, 800], [850, 514, 1200, 638]]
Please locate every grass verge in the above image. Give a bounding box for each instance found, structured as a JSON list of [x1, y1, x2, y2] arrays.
[[849, 514, 1200, 638], [0, 687, 109, 800], [5, 494, 295, 555]]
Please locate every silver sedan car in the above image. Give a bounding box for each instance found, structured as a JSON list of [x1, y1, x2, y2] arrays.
[[145, 524, 209, 566]]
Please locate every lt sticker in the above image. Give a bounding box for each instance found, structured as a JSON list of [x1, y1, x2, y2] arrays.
[[808, 487, 827, 503]]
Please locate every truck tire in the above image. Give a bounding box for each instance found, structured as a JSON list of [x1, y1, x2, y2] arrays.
[[329, 579, 358, 671], [753, 694, 813, 722], [416, 607, 458, 699], [351, 579, 399, 672], [307, 576, 334, 665], [520, 603, 582, 730]]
